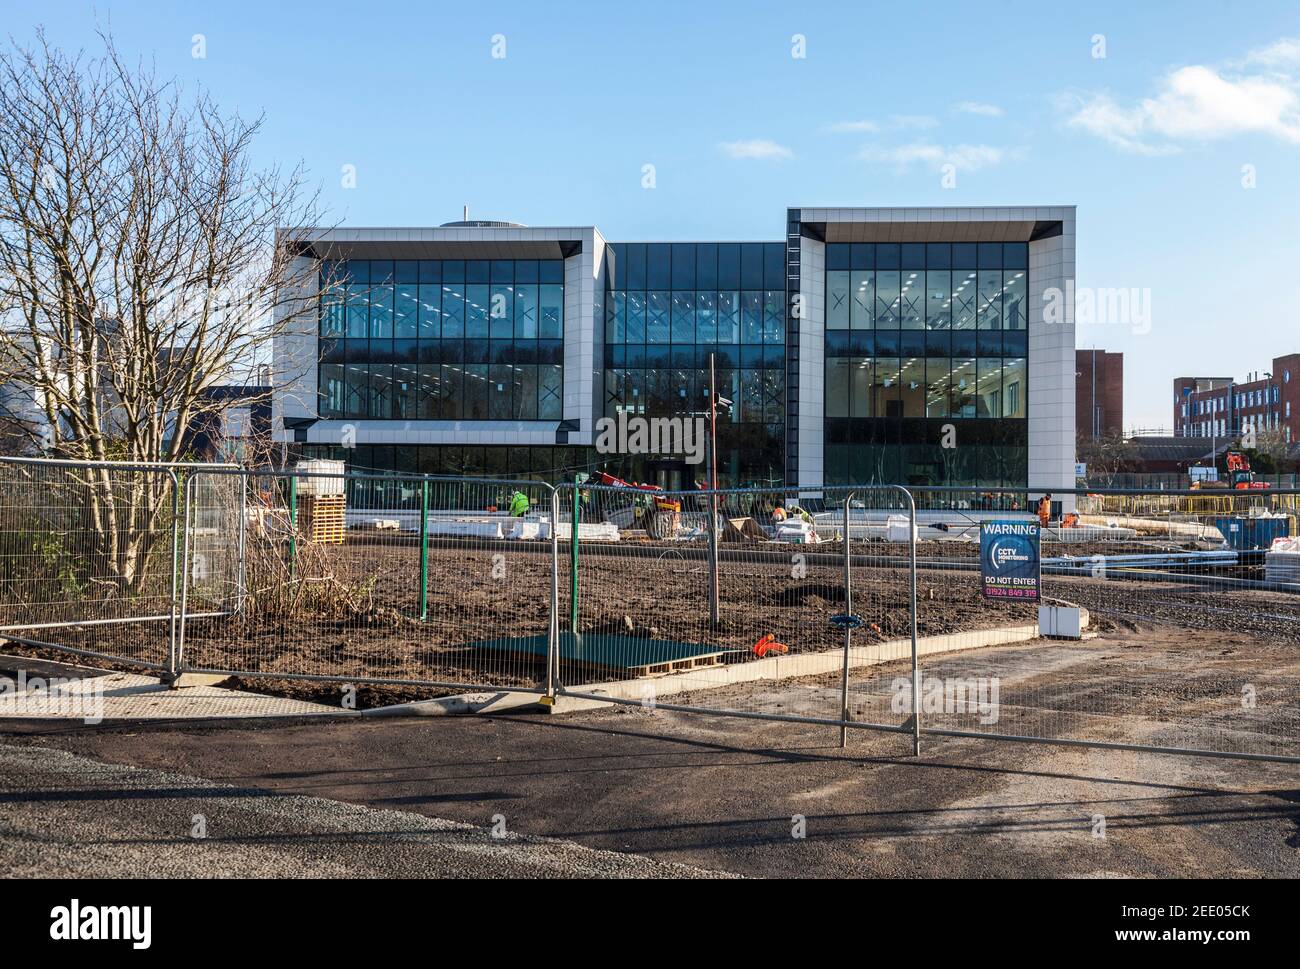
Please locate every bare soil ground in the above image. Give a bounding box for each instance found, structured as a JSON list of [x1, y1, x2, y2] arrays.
[[6, 531, 1298, 710]]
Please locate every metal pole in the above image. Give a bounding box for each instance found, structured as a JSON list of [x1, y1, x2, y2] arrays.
[[569, 485, 580, 637], [708, 353, 720, 626], [288, 474, 298, 580], [418, 477, 430, 620], [176, 473, 195, 681], [548, 488, 561, 700], [235, 472, 248, 615], [839, 492, 853, 748], [907, 488, 921, 756], [166, 470, 181, 682]]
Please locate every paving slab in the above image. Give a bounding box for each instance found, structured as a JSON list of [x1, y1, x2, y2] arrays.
[[0, 666, 354, 721]]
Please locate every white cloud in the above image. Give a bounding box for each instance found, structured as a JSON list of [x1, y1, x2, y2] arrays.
[[828, 120, 880, 133], [1240, 37, 1300, 69], [1065, 44, 1300, 152], [858, 142, 1008, 171], [889, 114, 939, 129], [718, 139, 793, 161], [953, 101, 1004, 117], [827, 115, 937, 134]]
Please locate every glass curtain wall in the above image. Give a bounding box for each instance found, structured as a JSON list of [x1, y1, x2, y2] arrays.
[[824, 242, 1028, 487], [318, 259, 564, 423], [605, 242, 786, 487]]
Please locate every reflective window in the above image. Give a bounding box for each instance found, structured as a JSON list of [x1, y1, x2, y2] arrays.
[[900, 272, 924, 329], [318, 259, 564, 422], [926, 358, 950, 417], [875, 272, 900, 328], [601, 242, 786, 482], [1003, 358, 1027, 418], [952, 271, 977, 330], [977, 271, 1002, 330], [926, 271, 951, 330], [827, 271, 850, 329]]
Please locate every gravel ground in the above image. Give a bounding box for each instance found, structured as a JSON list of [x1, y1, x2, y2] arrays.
[[0, 742, 726, 878]]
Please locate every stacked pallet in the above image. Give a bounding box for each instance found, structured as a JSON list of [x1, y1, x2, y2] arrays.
[[298, 495, 346, 544], [1265, 537, 1300, 585]]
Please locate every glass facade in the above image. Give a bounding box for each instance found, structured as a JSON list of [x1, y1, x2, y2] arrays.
[[317, 258, 564, 421], [604, 242, 786, 487], [823, 242, 1029, 487], [301, 233, 1041, 490]]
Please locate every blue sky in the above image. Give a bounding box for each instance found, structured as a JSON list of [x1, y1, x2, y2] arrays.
[[8, 0, 1300, 430]]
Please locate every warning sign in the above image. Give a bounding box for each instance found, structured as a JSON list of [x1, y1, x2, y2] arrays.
[[980, 520, 1041, 602]]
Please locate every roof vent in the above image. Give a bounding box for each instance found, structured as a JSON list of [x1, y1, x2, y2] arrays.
[[441, 204, 524, 228], [439, 220, 527, 228]]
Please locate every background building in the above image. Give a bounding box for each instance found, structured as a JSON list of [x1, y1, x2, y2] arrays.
[[1076, 349, 1123, 439], [273, 205, 1077, 491], [1174, 354, 1300, 443]]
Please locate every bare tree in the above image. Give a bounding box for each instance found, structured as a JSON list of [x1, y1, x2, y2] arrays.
[[0, 30, 322, 591], [1076, 431, 1140, 486]]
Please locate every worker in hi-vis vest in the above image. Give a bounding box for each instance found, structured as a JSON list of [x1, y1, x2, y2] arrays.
[[1037, 494, 1052, 528], [508, 490, 530, 517]]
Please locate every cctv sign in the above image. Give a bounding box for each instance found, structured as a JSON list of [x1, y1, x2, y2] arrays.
[[980, 520, 1041, 602]]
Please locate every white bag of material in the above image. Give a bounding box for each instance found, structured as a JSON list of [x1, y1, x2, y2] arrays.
[[293, 459, 346, 496], [427, 520, 506, 539], [775, 520, 818, 544], [885, 515, 917, 543], [553, 522, 621, 542], [508, 520, 547, 541]]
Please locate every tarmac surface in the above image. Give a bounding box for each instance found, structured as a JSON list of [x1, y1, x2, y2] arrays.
[[0, 741, 724, 878], [2, 627, 1298, 878], [4, 702, 1298, 878]]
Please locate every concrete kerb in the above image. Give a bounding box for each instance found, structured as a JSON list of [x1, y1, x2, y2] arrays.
[[365, 623, 1044, 718]]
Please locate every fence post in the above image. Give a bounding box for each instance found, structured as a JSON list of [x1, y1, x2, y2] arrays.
[[235, 472, 248, 615], [288, 473, 298, 580], [547, 487, 561, 700], [569, 485, 580, 638], [707, 491, 720, 626], [418, 477, 430, 620], [907, 487, 921, 756], [166, 469, 181, 682], [839, 492, 854, 748], [176, 473, 195, 679]]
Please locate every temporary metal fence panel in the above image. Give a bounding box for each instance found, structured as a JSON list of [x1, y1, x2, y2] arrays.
[[1, 455, 1296, 767], [176, 468, 558, 697], [906, 486, 1300, 763], [0, 457, 187, 671], [555, 482, 920, 745]]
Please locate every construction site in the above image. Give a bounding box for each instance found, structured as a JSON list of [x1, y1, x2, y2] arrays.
[[0, 456, 1297, 766]]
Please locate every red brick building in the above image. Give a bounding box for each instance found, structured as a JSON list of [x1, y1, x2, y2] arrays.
[[1173, 353, 1300, 443], [1076, 349, 1123, 439]]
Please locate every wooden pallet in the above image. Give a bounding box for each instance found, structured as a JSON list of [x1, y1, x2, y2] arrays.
[[299, 495, 346, 545], [629, 652, 725, 678]]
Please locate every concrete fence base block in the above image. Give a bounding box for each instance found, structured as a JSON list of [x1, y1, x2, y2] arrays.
[[163, 671, 232, 689], [362, 690, 550, 718]]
